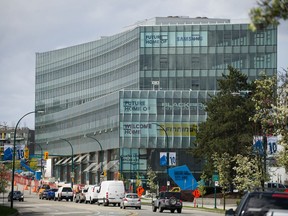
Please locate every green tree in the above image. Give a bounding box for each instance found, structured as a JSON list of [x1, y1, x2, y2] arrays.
[[250, 75, 277, 132], [233, 154, 262, 193], [28, 158, 39, 171], [249, 0, 288, 164], [213, 152, 232, 210], [197, 172, 207, 208], [275, 71, 288, 170], [249, 0, 288, 31], [194, 66, 256, 178], [251, 72, 288, 171], [250, 74, 277, 187], [147, 166, 158, 194], [0, 164, 9, 193]]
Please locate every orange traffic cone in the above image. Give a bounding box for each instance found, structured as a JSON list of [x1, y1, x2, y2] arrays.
[[24, 185, 28, 190], [32, 186, 36, 192], [14, 181, 17, 186]]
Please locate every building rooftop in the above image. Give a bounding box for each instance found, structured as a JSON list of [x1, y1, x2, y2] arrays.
[[124, 16, 229, 29], [123, 16, 249, 31]]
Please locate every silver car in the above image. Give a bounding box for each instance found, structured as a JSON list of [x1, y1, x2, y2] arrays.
[[120, 193, 141, 209]]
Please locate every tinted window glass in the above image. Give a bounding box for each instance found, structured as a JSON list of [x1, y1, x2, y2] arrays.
[[62, 187, 72, 192], [243, 193, 288, 214], [161, 192, 181, 199]]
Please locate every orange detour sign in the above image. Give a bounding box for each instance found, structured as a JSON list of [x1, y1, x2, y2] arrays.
[[136, 186, 145, 197], [192, 189, 201, 198]]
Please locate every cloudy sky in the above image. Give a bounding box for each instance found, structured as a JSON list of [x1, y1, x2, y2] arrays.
[[0, 0, 287, 129]]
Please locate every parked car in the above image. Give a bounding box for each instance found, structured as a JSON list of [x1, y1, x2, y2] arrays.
[[8, 191, 24, 202], [39, 189, 50, 199], [38, 184, 50, 198], [152, 191, 182, 213], [120, 193, 141, 209], [46, 188, 58, 200], [225, 191, 288, 216], [85, 185, 99, 204], [97, 180, 125, 206], [74, 187, 88, 203], [54, 186, 73, 201]]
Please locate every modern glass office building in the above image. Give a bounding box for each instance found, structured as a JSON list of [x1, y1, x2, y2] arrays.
[[35, 16, 277, 187]]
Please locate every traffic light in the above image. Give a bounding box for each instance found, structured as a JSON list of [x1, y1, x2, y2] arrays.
[[44, 151, 49, 160], [24, 147, 29, 159]]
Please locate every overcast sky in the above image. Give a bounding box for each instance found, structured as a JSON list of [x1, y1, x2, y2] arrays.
[[0, 0, 287, 129]]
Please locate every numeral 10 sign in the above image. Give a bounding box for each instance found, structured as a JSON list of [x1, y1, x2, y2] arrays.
[[267, 136, 278, 155], [268, 141, 277, 154], [169, 152, 176, 166]]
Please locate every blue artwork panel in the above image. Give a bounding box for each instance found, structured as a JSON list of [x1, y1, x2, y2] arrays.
[[168, 165, 198, 190]]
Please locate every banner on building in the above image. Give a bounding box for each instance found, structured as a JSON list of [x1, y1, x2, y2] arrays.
[[120, 122, 197, 137], [4, 144, 25, 160], [141, 31, 208, 47], [120, 99, 157, 114], [160, 152, 176, 166], [160, 152, 167, 166]]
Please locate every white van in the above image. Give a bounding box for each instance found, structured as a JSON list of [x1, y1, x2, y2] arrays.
[[97, 180, 125, 206], [85, 185, 100, 204]]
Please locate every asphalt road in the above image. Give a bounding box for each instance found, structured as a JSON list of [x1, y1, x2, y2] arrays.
[[1, 191, 224, 216]]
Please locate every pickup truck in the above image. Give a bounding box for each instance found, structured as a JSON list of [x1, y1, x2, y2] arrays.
[[225, 191, 288, 216]]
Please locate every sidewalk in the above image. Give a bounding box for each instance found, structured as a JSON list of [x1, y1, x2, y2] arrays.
[[141, 197, 237, 210]]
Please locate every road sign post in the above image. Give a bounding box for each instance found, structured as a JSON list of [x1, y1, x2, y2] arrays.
[[213, 173, 219, 209]]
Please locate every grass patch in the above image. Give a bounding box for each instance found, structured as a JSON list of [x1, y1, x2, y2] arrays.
[[0, 205, 18, 216]]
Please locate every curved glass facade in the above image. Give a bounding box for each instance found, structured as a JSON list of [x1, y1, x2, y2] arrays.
[[35, 17, 277, 186]]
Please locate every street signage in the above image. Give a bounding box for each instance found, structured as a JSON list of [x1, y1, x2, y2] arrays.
[[192, 189, 201, 198], [212, 174, 219, 182]]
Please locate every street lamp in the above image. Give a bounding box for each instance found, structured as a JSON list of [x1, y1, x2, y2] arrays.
[[84, 134, 103, 184], [59, 138, 74, 189], [35, 143, 43, 179], [11, 110, 44, 209], [152, 123, 170, 191]]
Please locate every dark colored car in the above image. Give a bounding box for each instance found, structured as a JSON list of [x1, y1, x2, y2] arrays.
[[46, 188, 58, 200], [152, 191, 182, 213], [225, 191, 288, 216], [8, 191, 24, 202], [39, 189, 50, 199]]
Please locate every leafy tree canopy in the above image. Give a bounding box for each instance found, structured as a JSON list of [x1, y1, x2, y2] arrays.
[[249, 0, 288, 30], [193, 66, 256, 176]]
